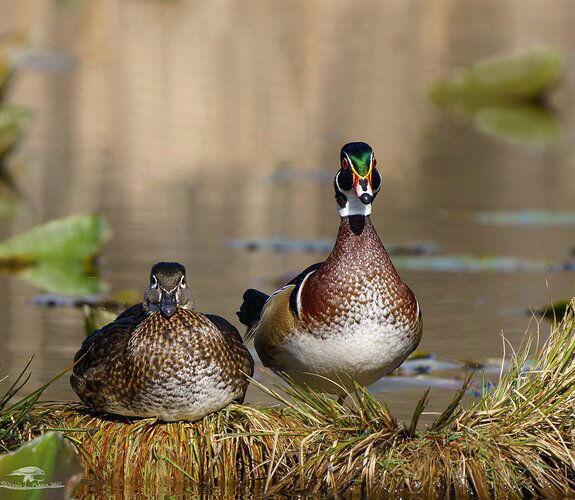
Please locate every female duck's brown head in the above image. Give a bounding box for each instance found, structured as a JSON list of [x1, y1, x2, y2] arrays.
[[334, 142, 382, 217], [143, 262, 193, 317]]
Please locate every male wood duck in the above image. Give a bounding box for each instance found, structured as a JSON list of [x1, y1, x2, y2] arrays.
[[237, 142, 422, 394], [71, 262, 254, 421]]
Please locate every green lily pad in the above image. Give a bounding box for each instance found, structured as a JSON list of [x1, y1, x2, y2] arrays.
[[429, 47, 565, 145], [476, 209, 575, 226], [430, 47, 565, 110], [0, 213, 111, 264], [83, 305, 118, 335], [0, 214, 111, 295], [0, 180, 20, 219], [533, 299, 572, 322], [473, 104, 561, 145], [394, 255, 572, 273], [0, 54, 14, 101], [0, 432, 83, 499], [228, 238, 438, 256], [20, 260, 107, 296], [0, 107, 31, 160]]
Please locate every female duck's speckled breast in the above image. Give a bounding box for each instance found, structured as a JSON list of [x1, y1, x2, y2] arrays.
[[119, 309, 251, 420]]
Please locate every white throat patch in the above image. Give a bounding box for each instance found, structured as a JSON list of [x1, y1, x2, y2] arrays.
[[337, 190, 372, 217]]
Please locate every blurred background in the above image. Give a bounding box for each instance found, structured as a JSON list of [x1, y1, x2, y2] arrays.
[[0, 0, 574, 422]]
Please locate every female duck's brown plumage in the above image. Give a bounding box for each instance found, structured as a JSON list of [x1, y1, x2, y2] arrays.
[[71, 262, 254, 421], [238, 142, 422, 394]]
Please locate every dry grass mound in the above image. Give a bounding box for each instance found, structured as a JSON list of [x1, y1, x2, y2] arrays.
[[1, 301, 575, 497]]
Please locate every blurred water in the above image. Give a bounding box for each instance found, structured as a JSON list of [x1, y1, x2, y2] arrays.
[[0, 0, 574, 426]]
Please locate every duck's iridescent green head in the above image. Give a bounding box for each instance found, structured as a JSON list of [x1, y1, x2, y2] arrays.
[[334, 142, 382, 217], [143, 262, 193, 317]]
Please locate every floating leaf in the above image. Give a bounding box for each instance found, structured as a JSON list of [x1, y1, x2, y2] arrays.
[[83, 305, 117, 335], [394, 254, 573, 273], [430, 47, 565, 110], [0, 107, 31, 160], [476, 209, 575, 226], [429, 47, 565, 145], [0, 31, 30, 101], [228, 238, 438, 256], [0, 214, 111, 295], [0, 213, 111, 263], [533, 299, 571, 322], [399, 355, 460, 375], [0, 432, 82, 499], [0, 179, 20, 218], [0, 54, 14, 101], [473, 105, 561, 145], [373, 376, 465, 391], [20, 260, 107, 296]]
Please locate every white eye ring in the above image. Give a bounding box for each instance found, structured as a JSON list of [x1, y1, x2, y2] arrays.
[[180, 276, 186, 288], [151, 276, 158, 288]]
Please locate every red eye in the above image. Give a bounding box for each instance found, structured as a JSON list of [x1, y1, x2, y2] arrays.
[[372, 157, 377, 167], [342, 158, 349, 169]]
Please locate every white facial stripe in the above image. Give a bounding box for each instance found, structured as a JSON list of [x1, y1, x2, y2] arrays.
[[344, 152, 353, 167]]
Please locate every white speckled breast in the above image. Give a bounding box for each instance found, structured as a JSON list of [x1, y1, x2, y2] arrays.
[[274, 288, 421, 393], [252, 215, 422, 394]]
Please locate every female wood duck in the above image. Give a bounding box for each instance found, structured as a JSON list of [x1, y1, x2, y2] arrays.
[[238, 142, 422, 394], [71, 262, 254, 421]]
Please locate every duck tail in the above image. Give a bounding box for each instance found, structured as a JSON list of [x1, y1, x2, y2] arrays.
[[237, 289, 269, 330]]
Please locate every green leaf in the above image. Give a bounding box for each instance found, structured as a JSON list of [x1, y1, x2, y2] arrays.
[[429, 47, 565, 110], [393, 254, 571, 273], [21, 260, 107, 295], [0, 54, 14, 100], [0, 107, 31, 159], [534, 299, 571, 323], [0, 213, 111, 262], [83, 305, 117, 335], [0, 180, 20, 219], [0, 432, 83, 499], [473, 105, 561, 146], [476, 209, 575, 226]]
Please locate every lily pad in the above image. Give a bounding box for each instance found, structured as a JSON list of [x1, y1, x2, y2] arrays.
[[0, 180, 20, 219], [0, 432, 82, 499], [0, 214, 111, 295], [473, 105, 561, 145], [476, 209, 575, 226], [228, 238, 438, 256], [20, 260, 107, 296], [0, 107, 31, 161], [0, 54, 14, 101], [533, 299, 571, 322], [0, 213, 111, 264], [429, 47, 565, 145], [84, 305, 117, 335], [430, 47, 565, 109], [393, 255, 573, 273]]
